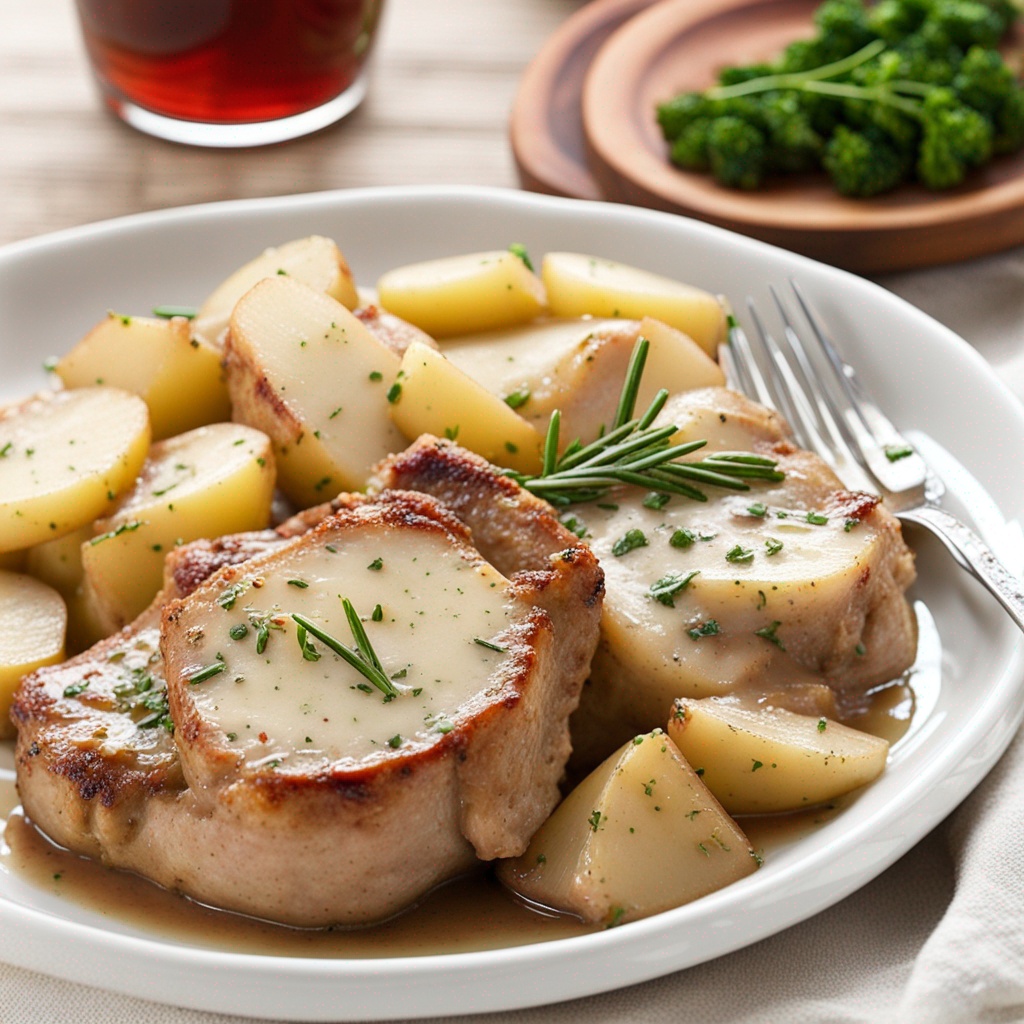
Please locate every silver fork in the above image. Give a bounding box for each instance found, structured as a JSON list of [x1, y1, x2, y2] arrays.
[[722, 282, 1024, 635]]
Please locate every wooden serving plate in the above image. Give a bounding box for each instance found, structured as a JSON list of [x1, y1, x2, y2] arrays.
[[511, 0, 657, 200], [580, 0, 1024, 273]]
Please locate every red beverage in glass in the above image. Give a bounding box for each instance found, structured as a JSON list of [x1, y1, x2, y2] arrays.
[[74, 0, 384, 146]]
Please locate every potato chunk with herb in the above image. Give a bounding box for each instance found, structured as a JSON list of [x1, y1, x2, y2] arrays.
[[668, 696, 889, 814], [498, 729, 757, 926], [81, 423, 275, 631], [226, 277, 406, 507], [0, 570, 66, 738], [541, 252, 726, 355], [56, 313, 230, 440], [389, 343, 543, 474], [193, 235, 359, 347], [0, 388, 150, 553], [377, 250, 547, 337]]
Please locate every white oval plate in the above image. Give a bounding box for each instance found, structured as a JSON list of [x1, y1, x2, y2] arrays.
[[0, 186, 1022, 1021]]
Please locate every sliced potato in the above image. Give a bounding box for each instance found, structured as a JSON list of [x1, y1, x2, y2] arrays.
[[0, 570, 66, 738], [442, 315, 725, 448], [389, 342, 543, 474], [26, 524, 90, 600], [541, 252, 726, 355], [498, 729, 757, 925], [0, 388, 150, 553], [668, 696, 889, 814], [81, 423, 275, 630], [56, 313, 230, 440], [226, 276, 407, 507], [377, 250, 546, 337], [193, 235, 359, 347]]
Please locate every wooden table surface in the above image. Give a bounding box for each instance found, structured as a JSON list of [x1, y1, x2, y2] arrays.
[[0, 0, 584, 247]]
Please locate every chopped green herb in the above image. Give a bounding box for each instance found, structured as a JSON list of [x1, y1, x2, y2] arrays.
[[473, 637, 506, 652], [503, 387, 531, 409], [884, 444, 914, 462], [444, 425, 460, 440], [189, 661, 227, 685], [152, 305, 198, 319], [372, 604, 383, 622], [588, 810, 603, 832], [688, 619, 720, 640], [387, 734, 403, 749], [228, 623, 249, 641], [642, 491, 670, 510], [89, 520, 144, 545], [806, 511, 829, 525], [754, 620, 785, 649], [287, 579, 309, 589], [386, 382, 402, 403], [670, 527, 696, 548], [649, 569, 699, 607], [63, 682, 90, 698], [612, 528, 648, 556], [751, 759, 764, 772], [747, 502, 768, 517], [765, 537, 783, 556], [368, 371, 383, 382], [367, 557, 383, 571], [508, 242, 534, 271], [725, 544, 754, 563], [817, 717, 828, 733]]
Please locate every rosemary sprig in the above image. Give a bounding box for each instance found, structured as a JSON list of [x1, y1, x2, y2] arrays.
[[504, 337, 784, 506], [291, 607, 398, 699]]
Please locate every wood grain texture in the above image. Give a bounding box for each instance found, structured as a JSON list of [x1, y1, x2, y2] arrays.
[[0, 0, 584, 247]]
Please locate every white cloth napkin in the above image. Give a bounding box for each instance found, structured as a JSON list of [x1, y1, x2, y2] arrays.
[[2, 251, 1024, 1024]]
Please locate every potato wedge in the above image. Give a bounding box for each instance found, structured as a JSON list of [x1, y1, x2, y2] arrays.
[[389, 342, 543, 474], [498, 729, 757, 925], [56, 313, 230, 440], [377, 250, 546, 337], [226, 277, 407, 507], [0, 388, 150, 553], [0, 570, 66, 738], [80, 423, 275, 630], [541, 252, 726, 355], [193, 235, 359, 346], [442, 315, 725, 447], [26, 524, 90, 600], [668, 696, 889, 814]]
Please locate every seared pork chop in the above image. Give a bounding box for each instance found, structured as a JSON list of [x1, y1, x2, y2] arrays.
[[13, 449, 603, 927], [566, 388, 918, 764]]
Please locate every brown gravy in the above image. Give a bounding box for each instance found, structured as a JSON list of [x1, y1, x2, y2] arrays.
[[0, 609, 939, 957]]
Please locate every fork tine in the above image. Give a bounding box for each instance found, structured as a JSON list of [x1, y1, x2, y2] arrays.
[[723, 313, 775, 411], [743, 297, 822, 454], [788, 281, 929, 495]]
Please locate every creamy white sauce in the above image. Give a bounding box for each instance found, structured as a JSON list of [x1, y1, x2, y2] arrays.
[[584, 488, 880, 697], [176, 525, 518, 766]]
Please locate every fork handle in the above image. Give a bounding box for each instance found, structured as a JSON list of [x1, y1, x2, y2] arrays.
[[899, 506, 1024, 634]]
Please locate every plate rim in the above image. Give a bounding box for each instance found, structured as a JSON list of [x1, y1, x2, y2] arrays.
[[1, 184, 1023, 1021]]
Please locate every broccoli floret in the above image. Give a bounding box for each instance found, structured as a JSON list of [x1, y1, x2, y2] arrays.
[[718, 63, 776, 88], [813, 0, 878, 60], [774, 38, 834, 75], [993, 87, 1024, 153], [916, 87, 994, 186], [760, 93, 825, 171], [706, 117, 769, 189], [656, 93, 710, 142], [669, 119, 714, 170], [866, 0, 931, 42], [921, 0, 1006, 50], [953, 44, 1015, 116], [822, 125, 911, 195], [656, 0, 1020, 198]]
